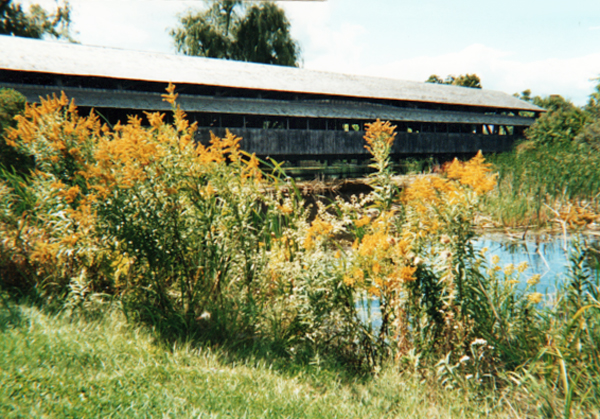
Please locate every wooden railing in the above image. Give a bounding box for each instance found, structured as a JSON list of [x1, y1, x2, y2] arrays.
[[196, 128, 519, 160]]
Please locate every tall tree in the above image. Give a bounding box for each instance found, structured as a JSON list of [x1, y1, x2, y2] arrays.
[[234, 2, 299, 66], [584, 76, 600, 120], [0, 0, 73, 40], [526, 95, 590, 146], [170, 1, 300, 67], [425, 73, 482, 89]]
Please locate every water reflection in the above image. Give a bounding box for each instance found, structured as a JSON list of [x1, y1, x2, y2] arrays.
[[358, 234, 599, 330], [473, 233, 599, 293]]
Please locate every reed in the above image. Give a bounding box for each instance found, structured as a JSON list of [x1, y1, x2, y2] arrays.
[[1, 87, 599, 417]]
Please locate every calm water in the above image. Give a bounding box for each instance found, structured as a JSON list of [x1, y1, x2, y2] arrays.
[[359, 233, 599, 329], [474, 233, 599, 293]]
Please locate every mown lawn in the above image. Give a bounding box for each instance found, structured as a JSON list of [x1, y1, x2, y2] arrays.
[[0, 299, 508, 418]]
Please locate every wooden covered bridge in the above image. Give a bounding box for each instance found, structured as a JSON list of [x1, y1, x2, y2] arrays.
[[0, 35, 543, 169]]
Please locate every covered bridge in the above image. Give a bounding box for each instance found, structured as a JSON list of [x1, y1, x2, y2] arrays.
[[0, 35, 543, 165]]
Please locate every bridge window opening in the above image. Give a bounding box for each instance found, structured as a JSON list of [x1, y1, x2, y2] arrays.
[[448, 124, 473, 134], [243, 115, 265, 129], [406, 123, 419, 134], [220, 114, 245, 128], [483, 125, 496, 135], [188, 113, 210, 127], [262, 118, 285, 130], [286, 117, 305, 130]]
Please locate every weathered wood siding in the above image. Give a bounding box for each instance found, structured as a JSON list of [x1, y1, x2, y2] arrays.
[[197, 128, 517, 159]]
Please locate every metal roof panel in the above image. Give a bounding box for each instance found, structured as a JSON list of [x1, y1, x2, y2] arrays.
[[0, 35, 544, 113]]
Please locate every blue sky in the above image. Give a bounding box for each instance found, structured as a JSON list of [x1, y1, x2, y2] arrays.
[[26, 0, 600, 105]]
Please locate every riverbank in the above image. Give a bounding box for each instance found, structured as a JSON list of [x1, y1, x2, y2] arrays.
[[293, 175, 600, 237], [0, 299, 529, 418]]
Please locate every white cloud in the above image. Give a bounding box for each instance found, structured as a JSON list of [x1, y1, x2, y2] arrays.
[[281, 0, 367, 73], [18, 0, 599, 105], [299, 42, 600, 106]]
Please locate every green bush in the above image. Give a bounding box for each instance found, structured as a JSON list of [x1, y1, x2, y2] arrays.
[[0, 87, 31, 173]]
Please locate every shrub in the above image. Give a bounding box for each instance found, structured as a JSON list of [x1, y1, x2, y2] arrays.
[[0, 87, 31, 173]]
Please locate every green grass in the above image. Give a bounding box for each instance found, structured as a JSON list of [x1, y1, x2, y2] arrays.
[[0, 299, 513, 418]]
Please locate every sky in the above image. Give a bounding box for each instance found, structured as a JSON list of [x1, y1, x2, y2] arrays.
[[24, 0, 600, 105]]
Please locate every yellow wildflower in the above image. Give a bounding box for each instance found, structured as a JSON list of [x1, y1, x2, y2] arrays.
[[444, 151, 497, 195], [527, 292, 543, 304], [399, 265, 417, 282], [61, 185, 81, 204], [504, 263, 515, 276], [60, 234, 79, 247], [304, 217, 333, 250], [517, 261, 529, 273], [354, 216, 370, 228], [372, 262, 382, 275], [527, 274, 541, 286], [161, 82, 178, 105], [363, 119, 397, 155], [278, 204, 293, 215], [368, 285, 381, 297], [491, 255, 500, 265]]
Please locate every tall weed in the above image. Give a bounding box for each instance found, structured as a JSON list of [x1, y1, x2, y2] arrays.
[[1, 86, 599, 415]]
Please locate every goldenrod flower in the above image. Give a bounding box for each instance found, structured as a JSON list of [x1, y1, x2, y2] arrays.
[[354, 215, 370, 228], [343, 275, 355, 287], [527, 274, 541, 286], [517, 261, 529, 273], [503, 263, 515, 276], [527, 292, 543, 304], [372, 262, 382, 275], [444, 151, 497, 194], [491, 255, 500, 265], [304, 217, 333, 250], [399, 265, 417, 282], [368, 285, 381, 297], [277, 203, 293, 215], [61, 185, 81, 204], [161, 82, 178, 105]]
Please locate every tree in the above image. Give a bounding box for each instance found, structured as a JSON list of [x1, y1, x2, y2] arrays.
[[0, 88, 32, 173], [170, 1, 300, 67], [584, 76, 600, 120], [514, 89, 533, 103], [425, 73, 482, 89], [525, 95, 590, 146], [0, 0, 73, 40]]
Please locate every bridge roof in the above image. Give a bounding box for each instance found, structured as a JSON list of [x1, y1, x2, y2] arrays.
[[0, 35, 543, 113], [4, 82, 537, 127]]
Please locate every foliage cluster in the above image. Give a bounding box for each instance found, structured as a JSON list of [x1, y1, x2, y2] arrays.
[[485, 83, 600, 229], [0, 0, 73, 40], [170, 0, 300, 67], [1, 302, 516, 418], [425, 73, 482, 89], [1, 86, 599, 415], [0, 87, 31, 173]]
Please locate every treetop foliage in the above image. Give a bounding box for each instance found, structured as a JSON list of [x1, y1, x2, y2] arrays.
[[0, 0, 73, 40], [518, 89, 596, 147], [0, 88, 31, 173], [425, 73, 482, 89], [170, 0, 300, 67]]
